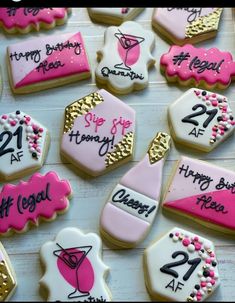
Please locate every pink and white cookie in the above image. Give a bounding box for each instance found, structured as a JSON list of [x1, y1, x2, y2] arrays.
[[7, 32, 91, 94], [0, 8, 71, 34], [61, 89, 136, 177], [144, 227, 220, 301], [0, 111, 50, 181], [0, 171, 72, 236], [0, 242, 17, 301], [96, 21, 155, 94], [168, 88, 235, 152], [87, 8, 144, 25], [163, 156, 235, 235], [100, 132, 171, 248], [152, 8, 223, 45], [160, 44, 235, 89], [40, 227, 111, 301]]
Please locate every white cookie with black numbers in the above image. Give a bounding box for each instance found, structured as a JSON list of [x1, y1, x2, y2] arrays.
[[0, 110, 50, 181], [144, 227, 220, 301]]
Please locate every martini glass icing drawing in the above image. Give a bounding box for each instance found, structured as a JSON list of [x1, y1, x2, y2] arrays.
[[114, 29, 145, 71], [53, 243, 94, 299]]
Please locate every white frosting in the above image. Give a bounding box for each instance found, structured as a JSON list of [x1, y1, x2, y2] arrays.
[[0, 111, 49, 180], [95, 21, 155, 93], [144, 227, 220, 301], [88, 8, 144, 20], [168, 88, 235, 152], [40, 227, 111, 302], [109, 184, 158, 223]]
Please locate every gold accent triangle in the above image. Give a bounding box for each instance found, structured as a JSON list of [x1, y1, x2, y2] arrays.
[[148, 132, 171, 164]]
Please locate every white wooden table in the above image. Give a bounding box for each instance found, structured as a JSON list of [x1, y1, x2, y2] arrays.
[[1, 7, 235, 301]]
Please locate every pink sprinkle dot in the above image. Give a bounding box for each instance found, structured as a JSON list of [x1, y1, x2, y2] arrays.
[[39, 128, 44, 133], [201, 282, 207, 287], [175, 232, 179, 236], [212, 93, 216, 98], [210, 253, 215, 257], [220, 130, 225, 135], [212, 101, 218, 107], [2, 115, 7, 119], [36, 147, 41, 152], [230, 121, 235, 125], [10, 121, 16, 126], [195, 90, 200, 96], [26, 116, 31, 122], [194, 243, 201, 250], [194, 236, 199, 241], [211, 279, 216, 285], [209, 271, 215, 277], [206, 258, 211, 264], [212, 132, 217, 137], [182, 238, 190, 246], [212, 126, 217, 131]]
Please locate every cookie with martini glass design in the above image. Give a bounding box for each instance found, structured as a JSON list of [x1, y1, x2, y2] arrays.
[[40, 227, 111, 301], [95, 21, 155, 94], [100, 132, 171, 248]]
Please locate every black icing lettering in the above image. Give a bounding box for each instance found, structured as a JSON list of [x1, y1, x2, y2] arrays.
[[101, 66, 144, 81], [178, 164, 213, 191], [0, 196, 14, 218], [196, 195, 228, 214], [45, 41, 82, 56], [215, 177, 235, 194], [36, 60, 65, 74], [167, 7, 203, 22], [189, 56, 224, 74], [10, 50, 41, 63]]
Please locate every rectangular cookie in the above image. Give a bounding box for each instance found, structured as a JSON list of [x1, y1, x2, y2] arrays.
[[7, 32, 91, 94]]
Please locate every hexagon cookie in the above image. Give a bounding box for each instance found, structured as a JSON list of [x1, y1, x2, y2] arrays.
[[61, 89, 136, 176], [0, 242, 17, 301], [0, 111, 50, 181], [40, 227, 111, 301], [88, 8, 144, 25], [152, 8, 223, 45], [144, 227, 220, 302], [168, 88, 235, 152]]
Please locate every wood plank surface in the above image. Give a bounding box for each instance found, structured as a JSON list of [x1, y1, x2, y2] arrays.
[[0, 7, 235, 302]]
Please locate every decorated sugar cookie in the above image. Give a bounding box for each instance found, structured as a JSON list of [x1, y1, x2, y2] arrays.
[[144, 227, 220, 301], [7, 32, 91, 94], [163, 156, 235, 234], [152, 8, 223, 45], [168, 88, 235, 152], [61, 89, 136, 176], [100, 132, 171, 248], [0, 171, 72, 235], [95, 21, 155, 94], [0, 242, 17, 301], [40, 227, 111, 301], [0, 8, 71, 34], [0, 111, 50, 181], [160, 44, 235, 89], [87, 8, 144, 25]]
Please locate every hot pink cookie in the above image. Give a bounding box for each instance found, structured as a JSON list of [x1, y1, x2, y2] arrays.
[[163, 156, 235, 235], [100, 132, 171, 248], [0, 171, 72, 235], [7, 32, 91, 94], [152, 8, 223, 45], [0, 8, 71, 34], [61, 89, 136, 177], [160, 44, 235, 89]]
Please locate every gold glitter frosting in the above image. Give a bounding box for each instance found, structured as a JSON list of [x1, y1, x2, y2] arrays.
[[0, 259, 16, 301], [185, 8, 223, 38], [63, 92, 104, 133], [105, 132, 134, 168], [148, 132, 171, 164]]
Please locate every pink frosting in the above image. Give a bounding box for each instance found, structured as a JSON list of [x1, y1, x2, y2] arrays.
[[8, 32, 90, 89], [0, 8, 68, 29], [100, 202, 149, 245], [0, 171, 71, 234], [163, 156, 235, 231], [120, 155, 164, 200], [160, 44, 235, 86]]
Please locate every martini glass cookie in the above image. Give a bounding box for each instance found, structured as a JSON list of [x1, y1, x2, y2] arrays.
[[163, 156, 235, 235], [0, 171, 72, 236], [144, 227, 220, 301], [7, 31, 91, 94], [60, 89, 136, 177], [168, 88, 235, 152], [87, 8, 144, 25], [95, 21, 155, 95], [160, 44, 235, 90], [0, 8, 71, 34], [0, 242, 17, 301], [152, 8, 223, 45], [100, 132, 171, 248], [40, 227, 111, 301], [0, 111, 50, 181]]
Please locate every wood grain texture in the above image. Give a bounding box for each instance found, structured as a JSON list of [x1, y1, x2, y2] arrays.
[[0, 7, 235, 301]]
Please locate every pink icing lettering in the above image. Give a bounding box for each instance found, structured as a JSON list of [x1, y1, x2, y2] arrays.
[[0, 171, 71, 234], [111, 117, 132, 135], [84, 113, 106, 133]]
